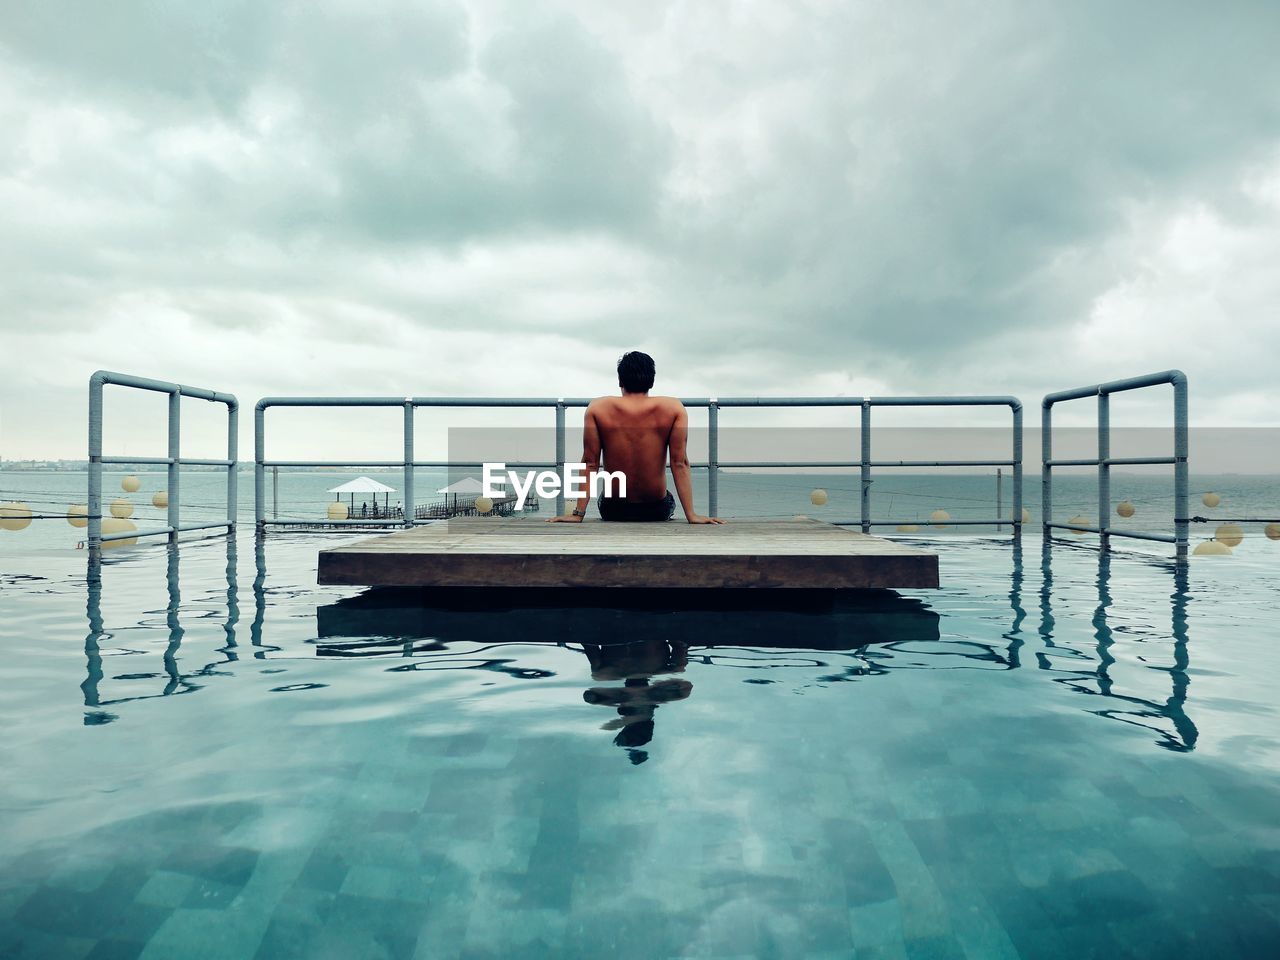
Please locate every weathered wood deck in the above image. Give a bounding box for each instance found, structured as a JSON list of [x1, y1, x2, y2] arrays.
[[317, 518, 939, 589]]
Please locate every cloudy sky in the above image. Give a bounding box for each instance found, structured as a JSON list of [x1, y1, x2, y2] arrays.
[[2, 0, 1279, 460]]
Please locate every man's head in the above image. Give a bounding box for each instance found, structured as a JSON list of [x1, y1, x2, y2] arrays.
[[617, 351, 656, 394]]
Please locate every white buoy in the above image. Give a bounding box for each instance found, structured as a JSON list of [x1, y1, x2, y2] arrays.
[[1215, 523, 1244, 548], [152, 490, 168, 509], [1202, 492, 1221, 508], [0, 502, 32, 531], [1067, 515, 1089, 535], [1265, 523, 1280, 542], [1116, 501, 1135, 518], [475, 496, 493, 514], [929, 509, 950, 528], [121, 475, 141, 493], [809, 489, 828, 506], [100, 517, 138, 548], [68, 504, 89, 528], [327, 501, 349, 521], [109, 498, 134, 519], [1193, 539, 1231, 556], [1014, 508, 1031, 524], [896, 523, 920, 532]]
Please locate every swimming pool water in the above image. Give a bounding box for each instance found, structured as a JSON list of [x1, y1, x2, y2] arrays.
[[2, 533, 1278, 958]]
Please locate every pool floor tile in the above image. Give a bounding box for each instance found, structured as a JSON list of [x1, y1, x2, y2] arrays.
[[84, 939, 146, 960]]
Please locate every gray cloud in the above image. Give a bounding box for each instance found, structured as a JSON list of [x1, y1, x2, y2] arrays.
[[2, 0, 1279, 459]]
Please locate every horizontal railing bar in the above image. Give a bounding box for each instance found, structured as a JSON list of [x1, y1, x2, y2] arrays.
[[713, 398, 860, 407], [94, 370, 238, 406], [101, 521, 233, 542], [258, 397, 580, 409], [829, 519, 1017, 527], [710, 459, 1016, 469], [869, 459, 1016, 468], [101, 456, 236, 466], [711, 396, 1020, 408], [412, 461, 559, 469], [101, 528, 166, 542], [866, 396, 1021, 408], [259, 395, 1025, 411], [1045, 457, 1178, 467], [261, 460, 718, 470], [102, 527, 172, 542], [262, 460, 406, 468], [1190, 516, 1280, 523], [1045, 523, 1177, 543], [262, 518, 406, 526], [1043, 370, 1184, 406], [270, 458, 1016, 471], [717, 460, 860, 468], [866, 518, 1016, 526]]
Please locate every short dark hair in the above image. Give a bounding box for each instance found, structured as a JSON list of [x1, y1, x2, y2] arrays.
[[617, 351, 656, 393]]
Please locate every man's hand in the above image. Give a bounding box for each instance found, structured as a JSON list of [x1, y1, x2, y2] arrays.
[[547, 513, 583, 523], [686, 514, 725, 525]]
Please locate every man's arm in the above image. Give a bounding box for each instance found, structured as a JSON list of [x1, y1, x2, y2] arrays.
[[547, 404, 602, 523], [669, 402, 723, 524]]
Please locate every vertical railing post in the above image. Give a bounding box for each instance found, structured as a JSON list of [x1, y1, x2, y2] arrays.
[[1012, 401, 1023, 539], [227, 400, 238, 531], [555, 400, 566, 517], [403, 400, 415, 527], [167, 389, 180, 544], [860, 400, 871, 534], [88, 374, 104, 550], [1041, 401, 1053, 536], [254, 402, 265, 533], [996, 468, 1003, 532], [1173, 373, 1189, 564], [1097, 390, 1110, 552], [708, 399, 719, 517]]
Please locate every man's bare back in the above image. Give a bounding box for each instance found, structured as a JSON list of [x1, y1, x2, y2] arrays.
[[589, 394, 681, 501], [549, 351, 723, 524]]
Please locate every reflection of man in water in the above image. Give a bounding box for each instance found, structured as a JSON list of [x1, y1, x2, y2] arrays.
[[581, 638, 692, 765]]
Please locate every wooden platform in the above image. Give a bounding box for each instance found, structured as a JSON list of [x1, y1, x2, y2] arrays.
[[317, 518, 939, 590]]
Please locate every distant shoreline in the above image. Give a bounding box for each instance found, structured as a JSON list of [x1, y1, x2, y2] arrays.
[[1, 466, 1275, 478]]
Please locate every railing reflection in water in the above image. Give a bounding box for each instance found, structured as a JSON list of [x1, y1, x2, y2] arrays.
[[82, 540, 242, 723], [80, 537, 1196, 753], [1036, 540, 1195, 752]]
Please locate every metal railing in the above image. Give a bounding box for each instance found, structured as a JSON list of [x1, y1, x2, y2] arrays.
[[88, 371, 238, 548], [708, 396, 1023, 534], [1041, 370, 1188, 561], [254, 394, 1023, 535], [254, 397, 575, 530]]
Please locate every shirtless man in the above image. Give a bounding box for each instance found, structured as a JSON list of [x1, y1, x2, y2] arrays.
[[548, 351, 724, 524]]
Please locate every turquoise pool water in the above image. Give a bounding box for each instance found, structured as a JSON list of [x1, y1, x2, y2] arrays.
[[2, 532, 1279, 958]]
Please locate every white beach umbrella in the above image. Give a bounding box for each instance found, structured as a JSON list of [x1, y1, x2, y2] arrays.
[[435, 477, 485, 495], [327, 476, 397, 516]]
